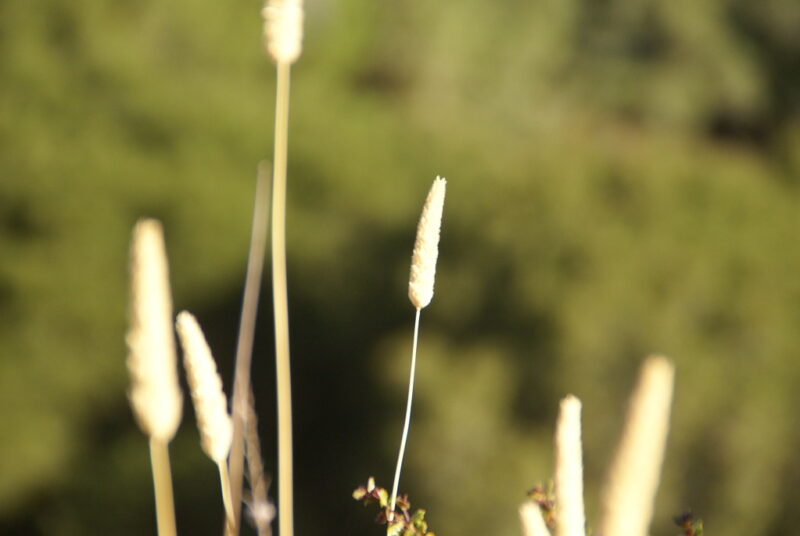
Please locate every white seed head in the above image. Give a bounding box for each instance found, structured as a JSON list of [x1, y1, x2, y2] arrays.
[[262, 0, 304, 64], [176, 311, 233, 463], [126, 219, 183, 442], [519, 501, 552, 536], [599, 355, 675, 536], [408, 176, 446, 309], [555, 395, 585, 536]]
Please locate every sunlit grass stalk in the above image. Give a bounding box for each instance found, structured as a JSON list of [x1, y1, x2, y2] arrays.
[[271, 57, 294, 536], [149, 438, 178, 536], [260, 2, 303, 535], [389, 177, 447, 524], [126, 219, 182, 536], [598, 355, 675, 536]]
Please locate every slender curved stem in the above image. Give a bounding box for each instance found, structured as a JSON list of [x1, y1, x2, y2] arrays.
[[228, 162, 272, 536], [389, 307, 422, 519]]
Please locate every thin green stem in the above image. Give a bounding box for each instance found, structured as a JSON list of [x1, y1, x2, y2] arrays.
[[389, 307, 422, 520], [272, 59, 294, 536], [149, 438, 177, 536]]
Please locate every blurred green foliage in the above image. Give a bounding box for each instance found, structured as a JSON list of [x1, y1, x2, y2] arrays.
[[1, 0, 799, 534]]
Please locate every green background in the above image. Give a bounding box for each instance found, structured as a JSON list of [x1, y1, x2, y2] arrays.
[[1, 0, 799, 534]]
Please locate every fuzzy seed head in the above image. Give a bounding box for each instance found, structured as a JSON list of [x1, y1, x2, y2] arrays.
[[176, 311, 233, 463], [599, 355, 675, 536], [262, 0, 304, 64], [555, 395, 585, 536], [408, 176, 447, 309], [126, 219, 183, 442], [519, 501, 552, 536]]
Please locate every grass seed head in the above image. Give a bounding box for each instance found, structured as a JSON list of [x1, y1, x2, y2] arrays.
[[555, 395, 585, 536], [176, 311, 233, 463], [262, 0, 304, 64], [408, 176, 447, 310], [126, 219, 183, 442], [599, 355, 675, 536]]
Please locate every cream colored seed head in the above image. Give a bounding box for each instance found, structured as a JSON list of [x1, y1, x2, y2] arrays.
[[262, 0, 304, 64], [126, 219, 183, 443], [408, 176, 446, 309], [176, 311, 233, 464], [519, 501, 552, 536], [555, 395, 585, 536], [599, 355, 675, 536]]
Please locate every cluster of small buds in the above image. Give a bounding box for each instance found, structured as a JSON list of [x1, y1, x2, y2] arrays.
[[527, 483, 557, 530], [353, 478, 436, 536], [674, 511, 704, 536]]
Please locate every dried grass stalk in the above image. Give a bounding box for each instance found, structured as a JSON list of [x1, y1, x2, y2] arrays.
[[555, 395, 585, 536], [228, 164, 272, 535], [126, 218, 182, 443], [408, 176, 447, 310], [598, 355, 675, 536], [520, 501, 552, 536], [175, 311, 233, 464], [245, 389, 275, 536], [262, 0, 304, 64]]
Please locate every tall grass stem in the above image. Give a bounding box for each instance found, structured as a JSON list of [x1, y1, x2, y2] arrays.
[[149, 438, 178, 536], [228, 163, 272, 535], [271, 59, 295, 536], [389, 307, 422, 518]]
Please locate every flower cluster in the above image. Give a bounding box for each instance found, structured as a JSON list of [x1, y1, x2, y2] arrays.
[[527, 483, 557, 530], [674, 511, 704, 536], [353, 478, 436, 536]]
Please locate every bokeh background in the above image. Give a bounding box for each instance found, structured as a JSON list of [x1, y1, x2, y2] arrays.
[[1, 0, 799, 534]]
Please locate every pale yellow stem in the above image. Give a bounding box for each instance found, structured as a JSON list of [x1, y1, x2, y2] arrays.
[[219, 461, 235, 536], [272, 59, 294, 536], [149, 438, 178, 536]]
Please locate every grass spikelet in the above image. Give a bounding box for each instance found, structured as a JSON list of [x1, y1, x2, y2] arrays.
[[598, 355, 675, 536], [262, 0, 303, 65], [176, 311, 233, 464], [126, 219, 183, 442], [126, 218, 182, 536], [520, 501, 552, 536], [408, 176, 447, 310], [389, 176, 448, 524], [175, 311, 235, 532], [554, 395, 585, 536]]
